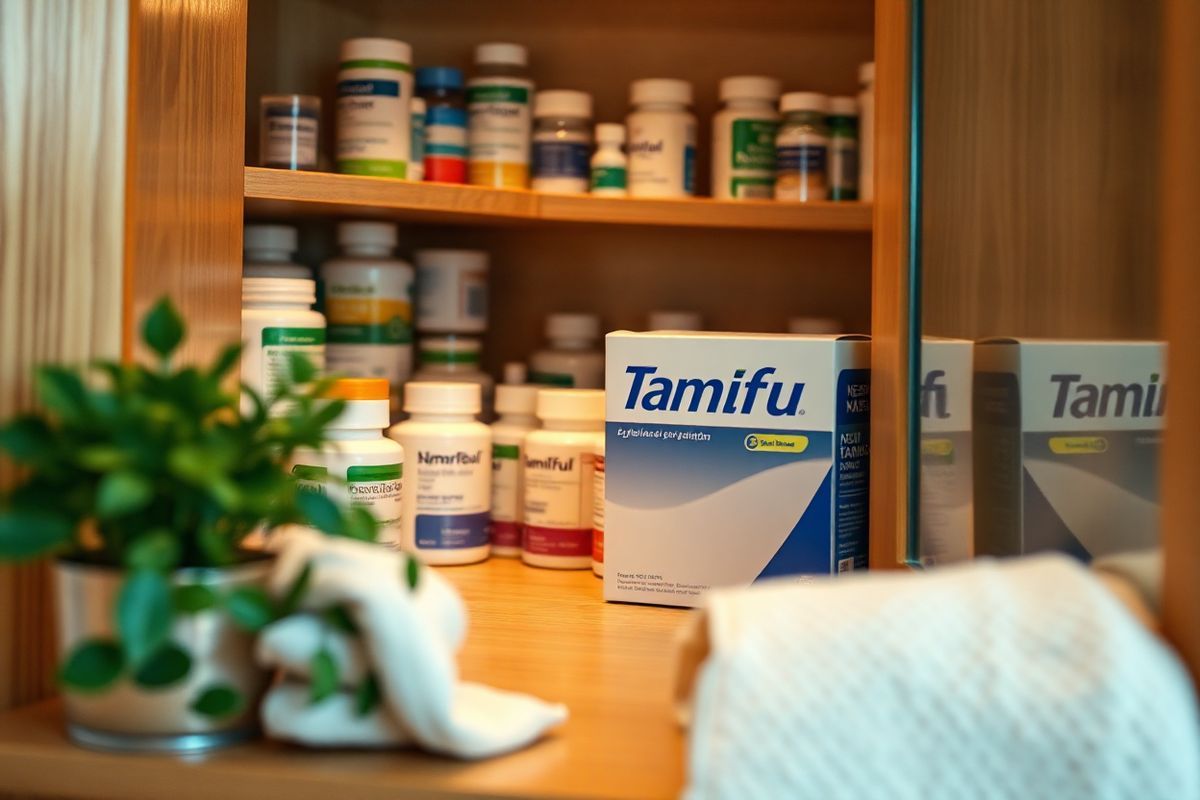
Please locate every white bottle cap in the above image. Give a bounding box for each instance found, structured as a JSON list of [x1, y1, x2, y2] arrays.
[[475, 42, 527, 66], [503, 361, 528, 384], [648, 310, 702, 331], [718, 76, 782, 103], [536, 388, 605, 422], [326, 378, 391, 429], [411, 96, 427, 114], [338, 221, 398, 249], [340, 38, 412, 66], [534, 90, 592, 119], [404, 381, 481, 415], [787, 316, 842, 334], [829, 96, 858, 116], [780, 92, 829, 114], [242, 277, 317, 306], [244, 224, 298, 254], [546, 313, 600, 341], [630, 78, 693, 107], [859, 62, 876, 84], [595, 123, 625, 144], [414, 249, 489, 272], [495, 383, 539, 416]]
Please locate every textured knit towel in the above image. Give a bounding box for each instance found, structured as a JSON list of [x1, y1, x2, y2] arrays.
[[677, 555, 1200, 800], [257, 527, 568, 758]]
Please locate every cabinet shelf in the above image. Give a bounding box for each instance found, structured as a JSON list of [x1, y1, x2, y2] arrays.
[[244, 167, 873, 233]]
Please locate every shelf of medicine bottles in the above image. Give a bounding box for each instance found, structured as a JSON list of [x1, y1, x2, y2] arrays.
[[0, 558, 686, 800], [244, 167, 873, 233]]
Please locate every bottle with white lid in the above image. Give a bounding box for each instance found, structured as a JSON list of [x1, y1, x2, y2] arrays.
[[490, 365, 539, 557], [647, 310, 703, 331], [241, 277, 325, 414], [531, 90, 593, 195], [590, 123, 627, 197], [337, 38, 413, 178], [410, 336, 495, 418], [388, 382, 492, 565], [787, 316, 842, 334], [468, 43, 534, 188], [858, 62, 875, 202], [827, 96, 859, 201], [529, 313, 605, 389], [414, 249, 488, 334], [712, 76, 782, 200], [410, 96, 427, 182], [522, 389, 604, 569], [321, 221, 415, 406], [290, 378, 404, 546], [244, 224, 309, 279], [592, 436, 605, 577], [775, 92, 830, 202], [626, 79, 696, 198]]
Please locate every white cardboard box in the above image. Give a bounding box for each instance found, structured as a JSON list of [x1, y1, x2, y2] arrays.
[[918, 337, 974, 565]]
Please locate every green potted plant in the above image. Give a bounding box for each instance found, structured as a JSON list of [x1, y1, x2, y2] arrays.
[[0, 299, 378, 753]]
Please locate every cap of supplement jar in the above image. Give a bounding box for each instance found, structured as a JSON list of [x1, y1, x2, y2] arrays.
[[780, 92, 829, 114], [411, 96, 426, 114], [340, 37, 412, 67], [414, 249, 489, 272], [828, 96, 858, 116], [648, 310, 702, 331], [718, 76, 782, 103], [630, 78, 693, 107], [420, 336, 482, 364], [534, 90, 592, 119], [495, 383, 539, 416], [475, 42, 527, 66], [244, 224, 298, 254], [503, 361, 528, 384], [536, 388, 605, 422], [323, 378, 390, 428], [546, 313, 600, 341], [404, 381, 482, 415], [787, 316, 842, 334], [859, 62, 875, 84], [595, 123, 625, 144], [242, 276, 317, 306], [337, 221, 398, 249], [415, 66, 464, 91]]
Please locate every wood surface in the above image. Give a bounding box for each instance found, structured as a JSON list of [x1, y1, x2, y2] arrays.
[[1159, 0, 1200, 683], [0, 559, 689, 800], [0, 0, 130, 711], [867, 0, 911, 569]]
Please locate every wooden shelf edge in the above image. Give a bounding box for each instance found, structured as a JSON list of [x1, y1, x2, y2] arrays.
[[244, 167, 873, 232]]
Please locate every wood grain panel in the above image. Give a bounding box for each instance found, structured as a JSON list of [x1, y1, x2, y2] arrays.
[[0, 0, 129, 710]]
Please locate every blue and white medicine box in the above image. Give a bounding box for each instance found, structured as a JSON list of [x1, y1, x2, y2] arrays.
[[603, 331, 871, 607]]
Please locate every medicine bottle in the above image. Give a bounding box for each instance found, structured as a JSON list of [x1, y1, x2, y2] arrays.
[[388, 382, 492, 565], [590, 123, 628, 197], [241, 277, 325, 414], [775, 92, 830, 202], [626, 79, 696, 198], [827, 96, 859, 201], [531, 90, 593, 195], [522, 389, 605, 570], [489, 377, 539, 557], [529, 313, 605, 389], [592, 436, 605, 577], [858, 62, 875, 202], [243, 224, 309, 279], [468, 43, 534, 188], [337, 38, 413, 178], [787, 316, 842, 335], [409, 96, 426, 182], [410, 336, 495, 418], [290, 378, 404, 547], [711, 76, 781, 200], [647, 310, 702, 331], [321, 221, 414, 404], [414, 249, 488, 334], [259, 94, 320, 170], [416, 66, 468, 183]]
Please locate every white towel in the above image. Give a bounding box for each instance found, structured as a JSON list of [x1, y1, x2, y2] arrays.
[[677, 555, 1200, 800], [257, 528, 568, 758]]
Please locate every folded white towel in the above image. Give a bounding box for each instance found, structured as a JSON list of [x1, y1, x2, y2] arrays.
[[257, 614, 369, 686], [677, 555, 1200, 800], [258, 528, 568, 759]]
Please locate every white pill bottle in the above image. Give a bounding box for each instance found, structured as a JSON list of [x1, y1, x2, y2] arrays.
[[240, 276, 325, 414], [243, 224, 309, 279], [529, 313, 605, 389], [711, 76, 781, 200], [336, 37, 413, 178], [522, 389, 604, 569], [592, 436, 605, 577], [489, 378, 539, 557], [389, 382, 492, 565], [626, 79, 696, 198]]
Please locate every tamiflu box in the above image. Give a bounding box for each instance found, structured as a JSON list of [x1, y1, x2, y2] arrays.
[[604, 331, 870, 607], [919, 338, 974, 565], [973, 339, 1165, 561]]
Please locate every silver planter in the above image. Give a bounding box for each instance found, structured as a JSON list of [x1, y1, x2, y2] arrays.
[[54, 558, 272, 754]]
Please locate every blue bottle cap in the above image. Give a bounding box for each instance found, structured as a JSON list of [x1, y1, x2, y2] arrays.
[[416, 66, 464, 91]]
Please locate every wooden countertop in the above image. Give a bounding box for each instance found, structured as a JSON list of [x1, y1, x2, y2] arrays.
[[0, 559, 689, 799]]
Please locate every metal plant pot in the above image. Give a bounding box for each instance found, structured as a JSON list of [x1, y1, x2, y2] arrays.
[[54, 558, 272, 754]]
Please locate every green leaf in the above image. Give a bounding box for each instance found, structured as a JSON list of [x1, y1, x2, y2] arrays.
[[324, 606, 358, 635], [35, 366, 90, 422], [309, 648, 338, 704], [141, 298, 185, 359], [0, 508, 74, 560], [76, 445, 131, 471], [59, 639, 124, 693], [279, 561, 312, 616], [96, 471, 154, 519], [342, 506, 379, 543], [132, 642, 192, 689], [0, 415, 55, 464], [209, 343, 244, 381], [354, 673, 382, 716], [286, 351, 317, 386], [173, 583, 218, 614], [116, 569, 172, 667], [126, 529, 180, 571], [190, 684, 243, 719], [224, 586, 276, 632], [295, 490, 343, 535], [405, 555, 420, 591]]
